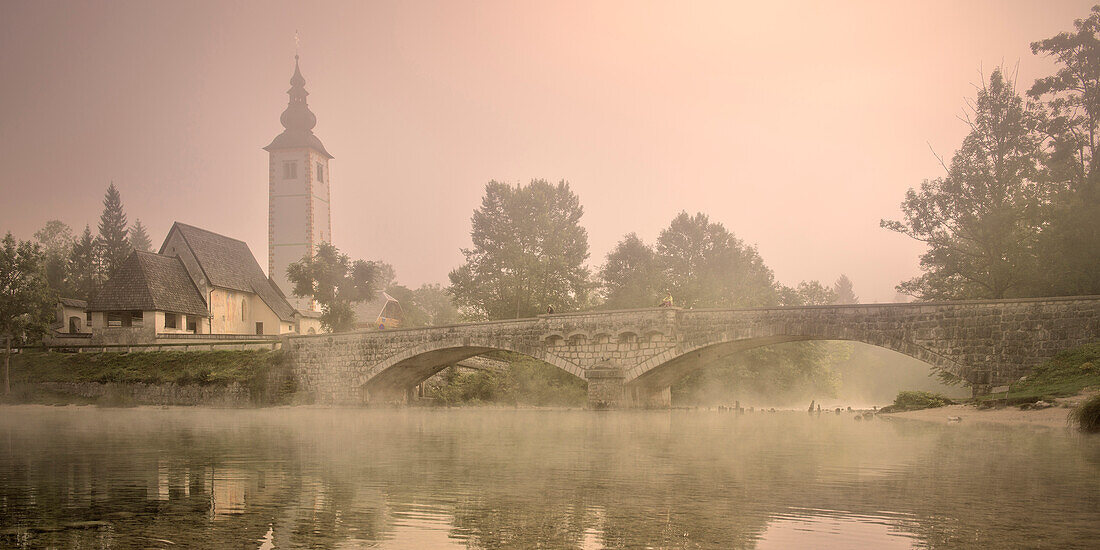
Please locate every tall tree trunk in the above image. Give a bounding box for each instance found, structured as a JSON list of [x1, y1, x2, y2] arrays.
[[3, 335, 10, 396]]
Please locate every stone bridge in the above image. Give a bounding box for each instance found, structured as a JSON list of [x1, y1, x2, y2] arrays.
[[285, 296, 1100, 408]]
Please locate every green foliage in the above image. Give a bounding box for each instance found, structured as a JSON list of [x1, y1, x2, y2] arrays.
[[286, 242, 379, 332], [598, 212, 850, 404], [9, 349, 285, 387], [34, 220, 74, 294], [833, 274, 858, 305], [599, 233, 660, 309], [97, 183, 132, 279], [128, 219, 152, 252], [1070, 394, 1100, 433], [655, 212, 778, 308], [67, 226, 100, 301], [880, 391, 954, 413], [981, 342, 1100, 404], [425, 352, 587, 407], [882, 68, 1043, 300], [386, 283, 462, 327], [1027, 7, 1100, 296], [449, 179, 590, 320], [0, 233, 55, 346]]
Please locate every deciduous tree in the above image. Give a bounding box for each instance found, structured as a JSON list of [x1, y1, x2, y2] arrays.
[[882, 68, 1043, 300], [449, 180, 590, 320], [1, 233, 55, 394], [599, 233, 660, 309], [1029, 6, 1100, 295], [655, 212, 778, 308], [33, 220, 73, 294], [286, 242, 379, 332]]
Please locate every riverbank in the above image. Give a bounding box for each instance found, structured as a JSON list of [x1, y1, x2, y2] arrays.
[[883, 391, 1097, 428], [2, 350, 295, 406]]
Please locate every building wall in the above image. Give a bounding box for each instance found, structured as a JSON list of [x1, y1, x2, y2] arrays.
[[89, 310, 158, 344], [58, 304, 91, 334], [207, 288, 294, 335], [269, 147, 329, 314], [297, 316, 323, 335]]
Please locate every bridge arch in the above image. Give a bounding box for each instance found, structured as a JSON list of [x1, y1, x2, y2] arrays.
[[624, 331, 972, 392], [353, 337, 585, 401]]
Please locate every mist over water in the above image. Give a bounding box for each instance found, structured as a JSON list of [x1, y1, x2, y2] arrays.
[[2, 407, 1098, 549]]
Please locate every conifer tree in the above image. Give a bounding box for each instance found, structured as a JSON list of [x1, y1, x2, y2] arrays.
[[129, 219, 152, 252], [68, 225, 100, 301], [97, 183, 131, 279], [833, 274, 859, 304]]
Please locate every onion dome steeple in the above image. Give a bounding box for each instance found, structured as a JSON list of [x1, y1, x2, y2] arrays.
[[264, 55, 333, 158]]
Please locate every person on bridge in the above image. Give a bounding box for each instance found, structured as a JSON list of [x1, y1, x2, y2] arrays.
[[547, 305, 554, 314], [660, 292, 674, 308]]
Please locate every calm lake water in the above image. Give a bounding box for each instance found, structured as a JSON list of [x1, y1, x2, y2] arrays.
[[1, 407, 1099, 549]]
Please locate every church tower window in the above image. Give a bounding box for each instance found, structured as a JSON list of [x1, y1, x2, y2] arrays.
[[283, 161, 298, 179], [317, 163, 324, 182]]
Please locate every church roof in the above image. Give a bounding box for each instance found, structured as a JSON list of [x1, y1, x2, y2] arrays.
[[88, 252, 209, 316], [264, 131, 333, 158], [264, 56, 333, 158], [160, 222, 298, 322]]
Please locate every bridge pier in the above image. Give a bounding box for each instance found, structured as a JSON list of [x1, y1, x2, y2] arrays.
[[585, 364, 625, 409]]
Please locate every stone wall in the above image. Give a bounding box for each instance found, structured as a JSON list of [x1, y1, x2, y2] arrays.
[[286, 297, 1100, 407], [28, 381, 253, 406]]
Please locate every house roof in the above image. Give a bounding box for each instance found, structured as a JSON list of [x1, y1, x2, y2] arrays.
[[88, 251, 209, 316], [160, 222, 297, 322], [353, 291, 404, 325], [59, 297, 87, 309]]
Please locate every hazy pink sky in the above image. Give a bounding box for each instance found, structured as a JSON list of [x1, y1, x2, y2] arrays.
[[1, 1, 1093, 302]]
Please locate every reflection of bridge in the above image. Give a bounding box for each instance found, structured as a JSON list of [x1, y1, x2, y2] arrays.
[[286, 296, 1100, 408]]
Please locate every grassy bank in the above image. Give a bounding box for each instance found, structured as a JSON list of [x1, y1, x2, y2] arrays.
[[2, 350, 291, 405], [977, 341, 1100, 406]]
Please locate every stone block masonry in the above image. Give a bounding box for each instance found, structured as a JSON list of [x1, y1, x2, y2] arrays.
[[285, 296, 1100, 408]]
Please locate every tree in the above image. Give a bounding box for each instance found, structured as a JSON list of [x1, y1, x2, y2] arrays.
[[286, 242, 379, 332], [387, 283, 462, 327], [97, 183, 132, 279], [1, 233, 55, 394], [882, 68, 1043, 300], [599, 233, 660, 309], [67, 226, 100, 301], [33, 220, 74, 294], [1028, 6, 1100, 295], [449, 180, 590, 320], [655, 212, 778, 308], [598, 213, 842, 404], [128, 219, 152, 252], [833, 274, 859, 304], [778, 280, 838, 307]]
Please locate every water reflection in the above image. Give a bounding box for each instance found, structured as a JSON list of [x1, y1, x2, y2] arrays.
[[1, 407, 1098, 549]]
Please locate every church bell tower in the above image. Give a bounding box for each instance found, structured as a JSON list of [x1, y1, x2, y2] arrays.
[[265, 55, 332, 312]]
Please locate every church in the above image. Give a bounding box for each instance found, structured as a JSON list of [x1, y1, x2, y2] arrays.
[[73, 56, 399, 344]]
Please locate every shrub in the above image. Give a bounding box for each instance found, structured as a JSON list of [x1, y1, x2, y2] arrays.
[[1070, 394, 1100, 433], [881, 391, 954, 413]]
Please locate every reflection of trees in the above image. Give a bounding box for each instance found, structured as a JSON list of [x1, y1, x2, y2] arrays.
[[2, 409, 1099, 549]]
